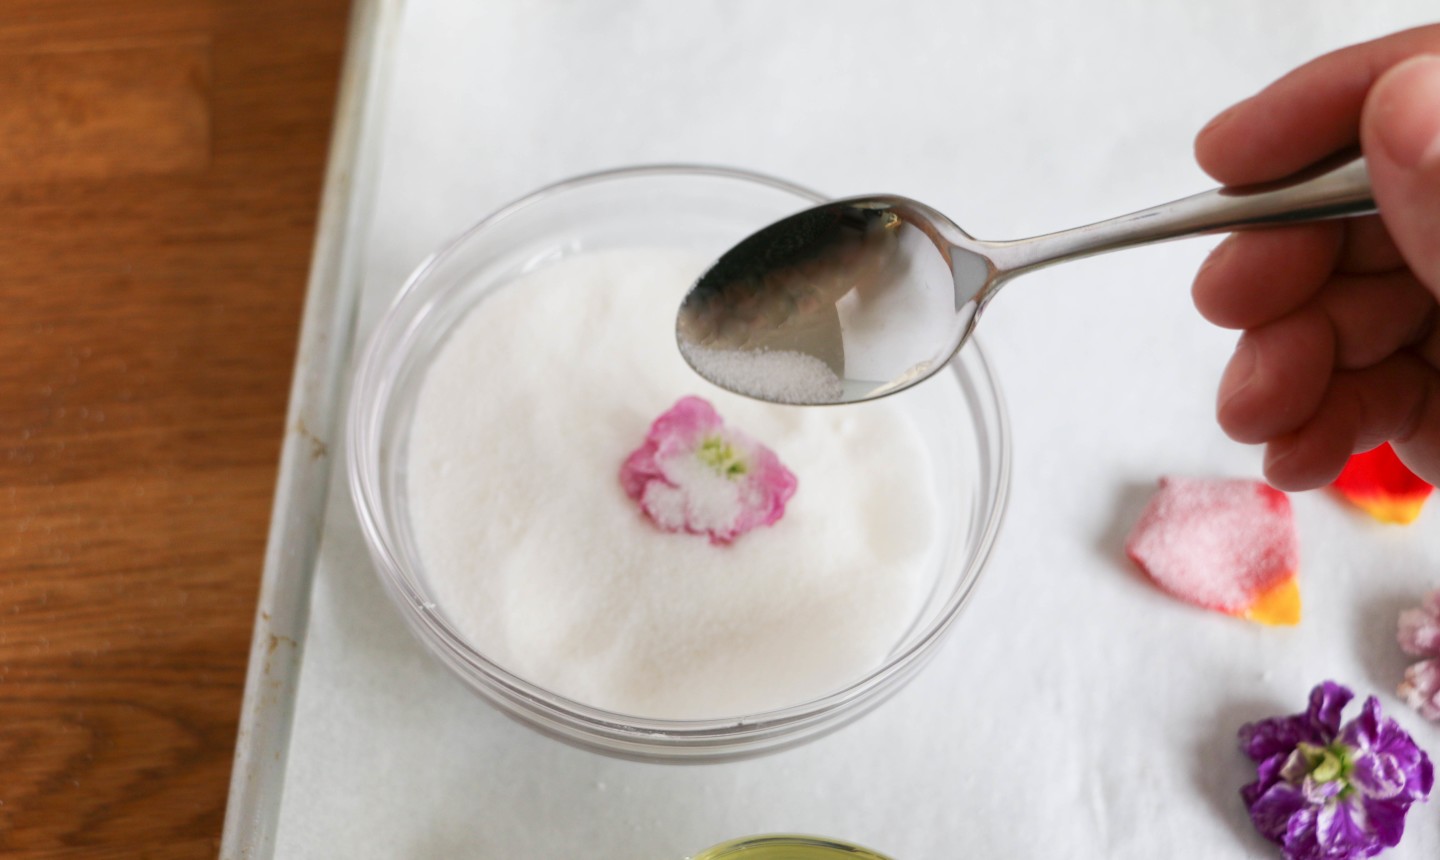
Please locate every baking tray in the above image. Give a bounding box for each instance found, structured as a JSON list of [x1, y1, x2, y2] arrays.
[[222, 2, 1440, 857], [220, 0, 396, 855]]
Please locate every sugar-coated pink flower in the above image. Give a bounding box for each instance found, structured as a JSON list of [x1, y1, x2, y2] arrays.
[[620, 396, 797, 545], [1399, 659, 1440, 722], [1398, 588, 1440, 658]]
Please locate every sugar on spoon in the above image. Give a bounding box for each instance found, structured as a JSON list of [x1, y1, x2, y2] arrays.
[[676, 154, 1374, 405]]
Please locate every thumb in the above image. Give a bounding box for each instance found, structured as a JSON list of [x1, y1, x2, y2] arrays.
[[1361, 55, 1440, 299]]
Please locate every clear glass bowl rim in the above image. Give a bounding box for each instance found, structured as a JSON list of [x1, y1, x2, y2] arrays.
[[694, 833, 894, 858], [346, 164, 1012, 750]]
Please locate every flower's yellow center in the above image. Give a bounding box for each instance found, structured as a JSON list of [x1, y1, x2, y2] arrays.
[[1297, 741, 1355, 787], [697, 435, 747, 479]]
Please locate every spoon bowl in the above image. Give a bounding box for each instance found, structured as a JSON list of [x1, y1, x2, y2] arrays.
[[678, 154, 1374, 405]]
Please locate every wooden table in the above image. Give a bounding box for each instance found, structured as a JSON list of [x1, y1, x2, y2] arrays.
[[0, 1, 350, 855]]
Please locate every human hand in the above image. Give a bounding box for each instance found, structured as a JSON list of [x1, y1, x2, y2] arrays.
[[1191, 25, 1440, 489]]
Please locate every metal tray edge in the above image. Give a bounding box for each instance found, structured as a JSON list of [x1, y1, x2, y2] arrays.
[[220, 0, 400, 855]]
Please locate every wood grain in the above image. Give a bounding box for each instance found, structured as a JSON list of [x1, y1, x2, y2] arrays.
[[0, 0, 349, 855], [0, 43, 210, 183]]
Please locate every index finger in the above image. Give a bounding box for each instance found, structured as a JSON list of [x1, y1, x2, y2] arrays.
[[1195, 24, 1440, 185]]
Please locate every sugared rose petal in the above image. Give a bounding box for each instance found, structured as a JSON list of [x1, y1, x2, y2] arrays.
[[1125, 477, 1300, 625], [620, 396, 797, 545], [1332, 443, 1433, 525]]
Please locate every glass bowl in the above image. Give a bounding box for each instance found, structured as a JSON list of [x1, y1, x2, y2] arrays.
[[347, 165, 1010, 761], [692, 834, 894, 859]]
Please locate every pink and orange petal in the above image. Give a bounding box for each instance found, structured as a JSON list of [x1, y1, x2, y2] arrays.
[[1126, 477, 1301, 626]]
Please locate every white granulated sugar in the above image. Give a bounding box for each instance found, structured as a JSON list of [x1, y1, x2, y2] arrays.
[[406, 248, 941, 719], [681, 343, 845, 405]]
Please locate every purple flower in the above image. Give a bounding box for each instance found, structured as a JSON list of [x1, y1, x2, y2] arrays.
[[620, 396, 797, 545], [1238, 681, 1432, 860]]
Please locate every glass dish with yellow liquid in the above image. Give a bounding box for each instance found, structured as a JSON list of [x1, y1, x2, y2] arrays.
[[692, 834, 893, 860]]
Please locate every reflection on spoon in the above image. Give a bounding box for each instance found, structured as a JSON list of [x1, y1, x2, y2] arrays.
[[677, 154, 1375, 406]]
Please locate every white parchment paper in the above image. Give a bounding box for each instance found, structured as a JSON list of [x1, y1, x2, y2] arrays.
[[274, 2, 1440, 857]]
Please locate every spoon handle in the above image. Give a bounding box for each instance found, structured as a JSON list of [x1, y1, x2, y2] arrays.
[[987, 153, 1374, 276]]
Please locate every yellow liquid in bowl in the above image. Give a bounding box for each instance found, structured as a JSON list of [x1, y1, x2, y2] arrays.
[[692, 835, 893, 860]]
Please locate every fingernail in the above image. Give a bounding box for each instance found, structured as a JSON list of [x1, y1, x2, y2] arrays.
[[1369, 55, 1440, 170], [1196, 237, 1232, 278], [1265, 434, 1300, 473], [1218, 336, 1258, 411], [1198, 99, 1245, 140]]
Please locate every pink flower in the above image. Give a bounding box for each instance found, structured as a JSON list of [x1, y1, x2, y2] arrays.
[[1398, 589, 1440, 657], [1398, 588, 1440, 722], [620, 396, 797, 545], [1399, 660, 1440, 722]]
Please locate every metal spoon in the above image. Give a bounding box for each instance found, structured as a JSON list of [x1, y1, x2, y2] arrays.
[[676, 154, 1374, 405]]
